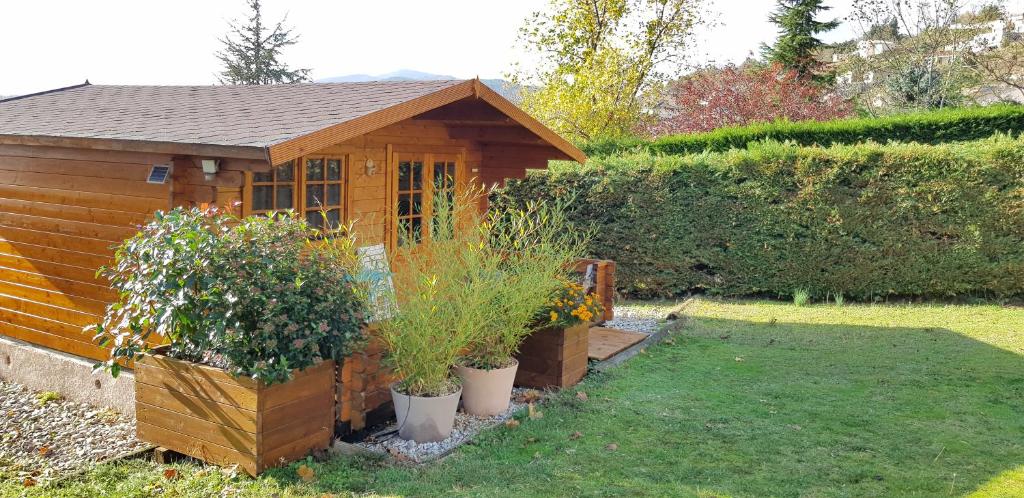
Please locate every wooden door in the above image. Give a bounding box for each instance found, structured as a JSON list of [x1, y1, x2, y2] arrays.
[[391, 151, 465, 248]]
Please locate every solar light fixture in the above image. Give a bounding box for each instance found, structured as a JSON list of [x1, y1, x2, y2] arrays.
[[201, 159, 220, 181]]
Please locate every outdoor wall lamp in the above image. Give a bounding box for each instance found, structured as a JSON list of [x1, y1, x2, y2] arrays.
[[201, 159, 220, 181]]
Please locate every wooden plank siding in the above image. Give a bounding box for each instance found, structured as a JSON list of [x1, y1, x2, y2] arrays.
[[0, 147, 173, 361]]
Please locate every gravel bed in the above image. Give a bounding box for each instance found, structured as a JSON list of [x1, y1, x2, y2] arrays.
[[0, 380, 149, 482], [603, 302, 678, 334], [355, 388, 537, 462]]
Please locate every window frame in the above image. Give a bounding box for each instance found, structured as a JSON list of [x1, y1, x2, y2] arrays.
[[390, 150, 465, 248], [243, 154, 351, 231]]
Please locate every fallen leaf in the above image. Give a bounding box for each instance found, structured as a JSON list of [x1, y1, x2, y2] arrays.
[[38, 446, 49, 457], [575, 391, 588, 402], [663, 338, 675, 345], [296, 464, 316, 482], [606, 443, 618, 451], [640, 348, 647, 354], [570, 431, 583, 440], [387, 447, 411, 462], [735, 356, 745, 362], [163, 468, 179, 480], [788, 424, 802, 431], [522, 390, 542, 403], [526, 436, 538, 443], [505, 419, 520, 429], [528, 403, 544, 420], [23, 478, 35, 487], [220, 464, 239, 479]]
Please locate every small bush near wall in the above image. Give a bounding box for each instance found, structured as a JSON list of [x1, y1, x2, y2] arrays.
[[492, 137, 1024, 300], [581, 105, 1024, 157]]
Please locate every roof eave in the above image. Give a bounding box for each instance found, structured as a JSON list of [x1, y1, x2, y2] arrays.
[[266, 79, 587, 165], [470, 80, 587, 164], [267, 80, 478, 165], [0, 134, 268, 161]]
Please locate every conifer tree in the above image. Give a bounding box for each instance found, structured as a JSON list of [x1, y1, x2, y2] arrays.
[[761, 0, 839, 79], [216, 0, 310, 85]]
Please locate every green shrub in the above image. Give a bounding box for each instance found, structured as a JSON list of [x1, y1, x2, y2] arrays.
[[93, 207, 367, 384], [492, 137, 1024, 300], [581, 105, 1024, 157]]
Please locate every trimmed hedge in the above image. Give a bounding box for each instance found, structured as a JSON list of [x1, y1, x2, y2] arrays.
[[493, 137, 1024, 300], [581, 105, 1024, 157]]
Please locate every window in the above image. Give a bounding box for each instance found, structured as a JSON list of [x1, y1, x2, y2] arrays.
[[303, 157, 344, 230], [394, 153, 461, 246], [251, 161, 296, 214], [396, 158, 425, 244], [249, 156, 346, 230]]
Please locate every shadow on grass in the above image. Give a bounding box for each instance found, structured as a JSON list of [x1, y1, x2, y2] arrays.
[[234, 314, 1024, 497]]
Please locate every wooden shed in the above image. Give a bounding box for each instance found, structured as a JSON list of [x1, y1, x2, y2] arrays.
[[0, 79, 584, 367]]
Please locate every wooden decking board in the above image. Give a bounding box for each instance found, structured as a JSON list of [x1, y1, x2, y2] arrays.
[[588, 327, 647, 361]]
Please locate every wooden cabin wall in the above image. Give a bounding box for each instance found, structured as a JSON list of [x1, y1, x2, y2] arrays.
[[0, 146, 259, 362], [0, 145, 173, 361], [310, 118, 485, 248]]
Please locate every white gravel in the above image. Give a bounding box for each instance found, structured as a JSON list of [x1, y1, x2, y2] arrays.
[[355, 388, 537, 462], [603, 302, 679, 334], [0, 380, 149, 482]]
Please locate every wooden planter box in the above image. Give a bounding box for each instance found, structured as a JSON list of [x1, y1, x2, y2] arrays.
[[573, 259, 616, 322], [514, 322, 590, 389], [134, 352, 335, 476]]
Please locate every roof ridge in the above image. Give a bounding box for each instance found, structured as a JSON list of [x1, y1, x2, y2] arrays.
[[0, 80, 91, 104]]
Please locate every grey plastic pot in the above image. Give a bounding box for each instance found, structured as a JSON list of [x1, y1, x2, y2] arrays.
[[390, 384, 462, 443], [455, 359, 519, 416]]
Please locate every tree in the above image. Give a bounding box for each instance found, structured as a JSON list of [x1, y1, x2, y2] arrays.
[[761, 0, 840, 79], [216, 0, 310, 85], [510, 0, 706, 141], [648, 63, 853, 135], [837, 0, 979, 112]]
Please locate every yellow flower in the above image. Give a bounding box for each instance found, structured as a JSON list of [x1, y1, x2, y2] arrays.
[[550, 311, 558, 322]]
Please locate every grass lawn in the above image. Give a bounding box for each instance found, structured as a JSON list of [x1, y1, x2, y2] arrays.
[[4, 299, 1023, 497]]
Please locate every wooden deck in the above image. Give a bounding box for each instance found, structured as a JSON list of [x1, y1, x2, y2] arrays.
[[588, 327, 647, 361]]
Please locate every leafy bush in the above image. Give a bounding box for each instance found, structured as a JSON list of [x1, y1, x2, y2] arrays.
[[93, 207, 366, 384], [493, 136, 1024, 300], [582, 105, 1024, 157]]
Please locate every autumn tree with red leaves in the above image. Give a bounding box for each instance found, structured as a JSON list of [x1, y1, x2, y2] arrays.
[[649, 63, 853, 135]]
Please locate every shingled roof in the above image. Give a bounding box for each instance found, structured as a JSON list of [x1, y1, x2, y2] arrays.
[[0, 80, 585, 164]]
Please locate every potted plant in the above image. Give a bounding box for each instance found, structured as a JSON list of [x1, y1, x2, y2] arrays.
[[376, 194, 489, 442], [92, 207, 366, 475], [515, 280, 603, 389], [454, 201, 587, 416]]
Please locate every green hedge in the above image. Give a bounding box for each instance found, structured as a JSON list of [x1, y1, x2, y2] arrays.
[[493, 137, 1024, 300], [581, 105, 1024, 157]]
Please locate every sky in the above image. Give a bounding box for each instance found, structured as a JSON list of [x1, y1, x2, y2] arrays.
[[0, 0, 1014, 96]]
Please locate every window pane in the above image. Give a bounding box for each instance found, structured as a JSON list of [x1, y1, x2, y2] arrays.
[[410, 218, 423, 243], [327, 184, 341, 206], [447, 162, 456, 183], [398, 161, 411, 190], [327, 159, 341, 181], [398, 195, 410, 216], [412, 193, 422, 215], [253, 186, 273, 210], [326, 209, 341, 229], [306, 210, 324, 228], [275, 161, 294, 181], [412, 161, 423, 190], [253, 171, 273, 183], [434, 162, 445, 184], [306, 184, 323, 208], [306, 159, 324, 181], [275, 186, 293, 209]]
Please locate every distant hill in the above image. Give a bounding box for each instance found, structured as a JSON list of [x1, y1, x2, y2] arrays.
[[316, 70, 523, 103]]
